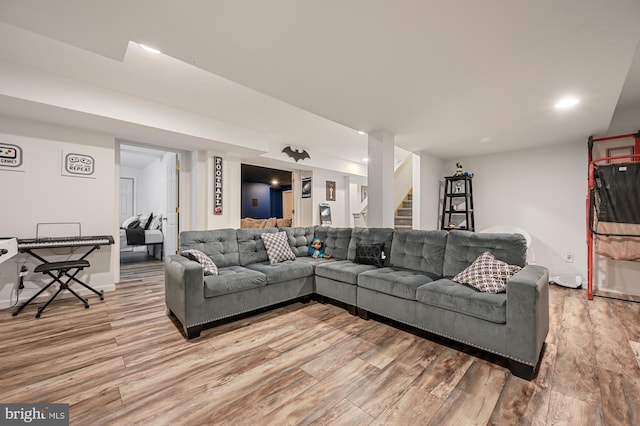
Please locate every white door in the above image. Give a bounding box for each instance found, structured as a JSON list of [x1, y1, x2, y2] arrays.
[[119, 177, 134, 223], [164, 153, 179, 256]]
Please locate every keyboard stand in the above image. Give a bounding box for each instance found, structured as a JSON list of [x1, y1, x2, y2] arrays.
[[13, 244, 105, 318]]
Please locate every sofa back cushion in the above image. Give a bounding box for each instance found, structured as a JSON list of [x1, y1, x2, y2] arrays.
[[347, 227, 395, 266], [282, 226, 316, 257], [390, 229, 448, 276], [314, 226, 352, 260], [443, 230, 527, 277], [237, 228, 278, 266], [179, 229, 239, 268]]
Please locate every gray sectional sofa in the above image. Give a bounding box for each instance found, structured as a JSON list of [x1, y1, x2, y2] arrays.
[[164, 226, 549, 379]]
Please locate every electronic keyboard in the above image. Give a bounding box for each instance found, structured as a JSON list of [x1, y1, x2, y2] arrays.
[[17, 235, 114, 250]]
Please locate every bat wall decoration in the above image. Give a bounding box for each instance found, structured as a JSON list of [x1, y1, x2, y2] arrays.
[[282, 146, 310, 162]]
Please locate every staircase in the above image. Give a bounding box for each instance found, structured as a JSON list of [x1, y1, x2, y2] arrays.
[[394, 191, 413, 230]]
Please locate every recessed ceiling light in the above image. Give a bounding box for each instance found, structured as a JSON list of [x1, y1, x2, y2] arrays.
[[480, 137, 491, 143], [139, 44, 161, 54], [271, 179, 279, 186], [357, 131, 366, 135], [555, 97, 580, 110], [362, 157, 369, 162]]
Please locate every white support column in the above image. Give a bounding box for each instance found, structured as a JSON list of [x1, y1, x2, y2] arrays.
[[411, 153, 421, 230], [191, 150, 208, 230], [418, 150, 446, 230], [367, 130, 395, 228]]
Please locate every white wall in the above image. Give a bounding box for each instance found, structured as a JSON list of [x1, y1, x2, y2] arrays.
[[418, 151, 446, 230], [120, 166, 142, 215], [121, 156, 167, 218], [447, 141, 587, 278], [310, 169, 350, 226], [142, 156, 167, 216], [0, 117, 117, 309], [607, 106, 640, 135], [347, 174, 368, 227]]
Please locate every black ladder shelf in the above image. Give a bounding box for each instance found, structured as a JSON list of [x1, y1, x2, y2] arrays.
[[440, 176, 475, 231]]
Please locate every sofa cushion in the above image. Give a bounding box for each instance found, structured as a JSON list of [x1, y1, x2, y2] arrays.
[[347, 227, 394, 266], [442, 230, 526, 278], [289, 256, 333, 271], [276, 218, 292, 228], [282, 226, 316, 257], [237, 228, 278, 266], [261, 231, 296, 264], [315, 259, 377, 285], [179, 229, 239, 268], [354, 242, 385, 267], [244, 260, 314, 284], [390, 229, 448, 276], [203, 266, 267, 297], [453, 251, 521, 293], [181, 249, 218, 276], [314, 227, 352, 260], [415, 279, 507, 324], [358, 267, 438, 300], [241, 217, 263, 228]]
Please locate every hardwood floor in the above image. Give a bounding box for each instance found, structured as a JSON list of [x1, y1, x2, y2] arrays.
[[1, 260, 640, 425]]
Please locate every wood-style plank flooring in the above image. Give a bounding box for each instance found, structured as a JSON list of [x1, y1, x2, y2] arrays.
[[1, 260, 640, 425]]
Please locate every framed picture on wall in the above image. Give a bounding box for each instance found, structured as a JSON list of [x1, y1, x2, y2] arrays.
[[361, 185, 368, 202], [606, 146, 634, 164], [326, 180, 336, 201], [301, 177, 311, 198], [320, 203, 332, 225], [61, 150, 96, 179]]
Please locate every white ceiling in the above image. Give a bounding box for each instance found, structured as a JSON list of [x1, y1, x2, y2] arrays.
[[120, 144, 167, 169], [0, 1, 639, 168]]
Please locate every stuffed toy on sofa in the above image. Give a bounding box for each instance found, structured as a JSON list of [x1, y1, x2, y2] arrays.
[[308, 238, 332, 259]]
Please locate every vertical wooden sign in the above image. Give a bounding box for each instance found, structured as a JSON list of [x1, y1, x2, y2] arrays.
[[214, 156, 223, 215]]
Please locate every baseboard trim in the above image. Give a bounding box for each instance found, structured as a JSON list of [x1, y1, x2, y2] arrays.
[[0, 283, 116, 311]]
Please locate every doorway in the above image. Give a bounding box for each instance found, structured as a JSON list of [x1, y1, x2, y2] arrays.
[[240, 164, 292, 222], [119, 144, 180, 269]]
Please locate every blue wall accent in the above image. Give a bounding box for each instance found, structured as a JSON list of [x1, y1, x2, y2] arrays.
[[270, 189, 283, 218], [241, 182, 271, 218], [241, 184, 291, 219]]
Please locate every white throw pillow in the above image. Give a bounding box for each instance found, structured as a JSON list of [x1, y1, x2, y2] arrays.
[[261, 231, 296, 264], [121, 215, 139, 229], [181, 249, 218, 276], [452, 251, 521, 293]]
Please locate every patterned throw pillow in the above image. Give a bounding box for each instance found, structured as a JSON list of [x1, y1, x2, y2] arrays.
[[452, 251, 521, 293], [354, 242, 385, 267], [261, 231, 297, 264], [143, 212, 155, 230], [181, 249, 219, 276], [149, 213, 163, 230]]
